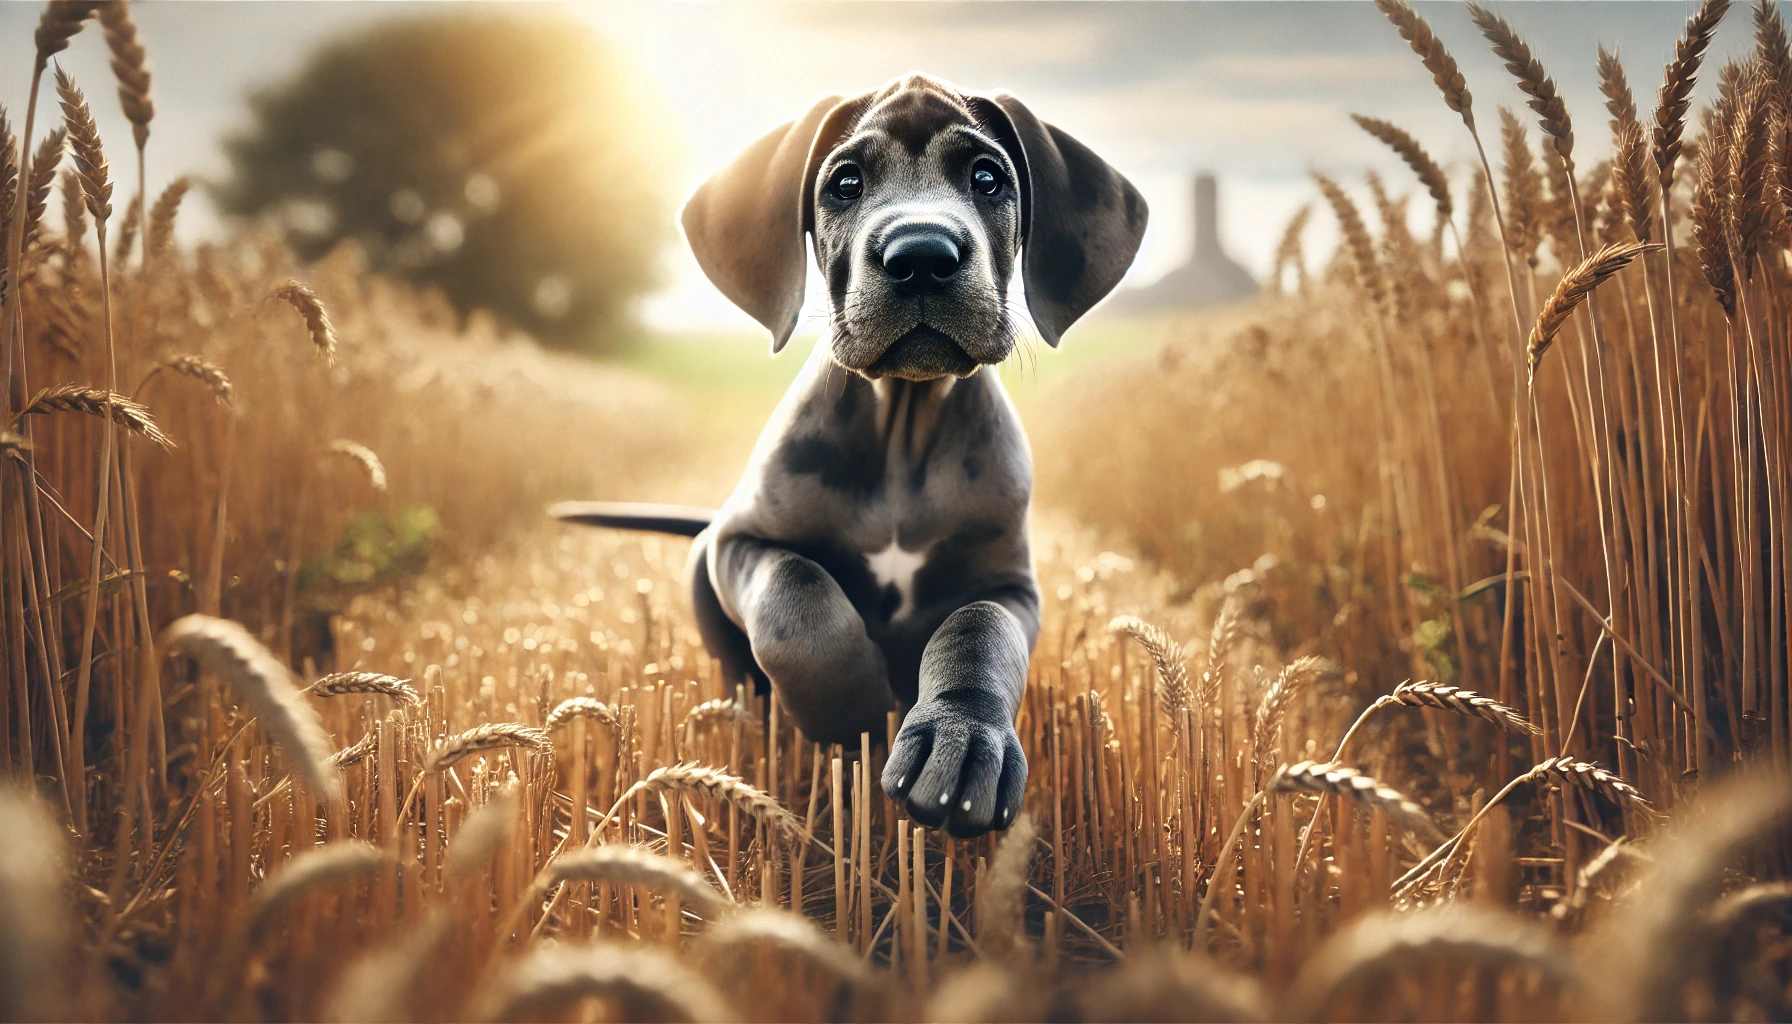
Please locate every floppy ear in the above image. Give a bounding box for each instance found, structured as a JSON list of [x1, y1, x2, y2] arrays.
[[973, 93, 1149, 347], [681, 95, 863, 353]]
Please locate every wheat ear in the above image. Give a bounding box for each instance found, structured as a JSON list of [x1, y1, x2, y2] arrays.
[[545, 696, 621, 732], [326, 731, 376, 769], [1078, 945, 1270, 1023], [1528, 241, 1657, 382], [16, 383, 173, 449], [1374, 0, 1474, 130], [1528, 756, 1652, 811], [1273, 761, 1443, 842], [162, 614, 341, 800], [476, 943, 730, 1023], [308, 671, 419, 707], [1314, 172, 1388, 310], [1288, 907, 1576, 1020], [1200, 596, 1243, 711], [54, 65, 111, 222], [97, 1, 152, 150], [1374, 679, 1539, 736], [548, 845, 733, 919], [446, 785, 519, 877], [1612, 122, 1657, 242], [271, 279, 339, 364], [426, 723, 553, 772], [681, 697, 759, 735], [1109, 615, 1193, 713], [21, 128, 65, 255], [1598, 45, 1640, 132], [1468, 2, 1574, 168], [1351, 114, 1453, 223], [35, 2, 103, 68], [699, 908, 868, 990], [144, 175, 190, 259], [1691, 140, 1737, 317], [1655, 0, 1733, 188], [606, 763, 801, 839], [246, 842, 388, 939], [324, 439, 387, 491], [1252, 655, 1328, 766]]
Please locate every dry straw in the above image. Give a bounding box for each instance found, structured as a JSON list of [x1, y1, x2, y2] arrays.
[[0, 787, 71, 1023], [272, 279, 339, 364], [545, 695, 621, 732], [476, 943, 730, 1023], [549, 845, 733, 919], [426, 723, 552, 772], [325, 439, 387, 491], [1288, 907, 1576, 1020], [161, 614, 340, 800], [247, 842, 388, 939], [16, 383, 173, 449], [1351, 114, 1453, 222], [1528, 241, 1656, 381], [309, 670, 419, 706], [1109, 615, 1193, 713]]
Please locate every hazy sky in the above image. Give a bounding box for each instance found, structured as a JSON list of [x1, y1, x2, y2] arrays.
[[0, 1, 1773, 335]]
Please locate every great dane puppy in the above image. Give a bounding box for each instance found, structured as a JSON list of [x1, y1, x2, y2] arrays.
[[554, 74, 1146, 836]]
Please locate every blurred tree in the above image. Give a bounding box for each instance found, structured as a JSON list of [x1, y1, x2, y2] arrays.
[[218, 12, 672, 352]]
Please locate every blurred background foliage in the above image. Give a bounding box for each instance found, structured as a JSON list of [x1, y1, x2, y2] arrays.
[[216, 11, 674, 353]]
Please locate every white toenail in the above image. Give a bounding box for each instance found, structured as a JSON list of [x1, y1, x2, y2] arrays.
[[961, 799, 972, 811], [939, 793, 950, 805], [897, 776, 906, 788]]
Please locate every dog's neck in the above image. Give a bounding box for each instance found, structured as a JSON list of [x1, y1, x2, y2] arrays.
[[870, 375, 957, 463]]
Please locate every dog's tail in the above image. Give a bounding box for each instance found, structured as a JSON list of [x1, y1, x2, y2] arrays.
[[548, 501, 715, 538]]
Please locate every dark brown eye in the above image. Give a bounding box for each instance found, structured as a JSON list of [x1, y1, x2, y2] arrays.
[[830, 166, 863, 201], [971, 160, 1005, 196]]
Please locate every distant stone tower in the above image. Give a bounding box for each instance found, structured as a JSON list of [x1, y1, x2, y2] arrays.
[[1108, 172, 1258, 313]]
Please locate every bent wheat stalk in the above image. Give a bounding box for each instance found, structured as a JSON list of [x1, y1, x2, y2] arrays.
[[1529, 241, 1659, 383], [1109, 615, 1193, 713]]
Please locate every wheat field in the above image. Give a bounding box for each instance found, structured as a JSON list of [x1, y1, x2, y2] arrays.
[[3, 0, 1792, 1021]]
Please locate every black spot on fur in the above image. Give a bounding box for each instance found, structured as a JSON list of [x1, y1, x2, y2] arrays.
[[781, 434, 882, 497]]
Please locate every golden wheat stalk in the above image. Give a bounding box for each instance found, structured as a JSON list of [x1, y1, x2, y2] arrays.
[[1272, 202, 1311, 292], [545, 696, 621, 732], [476, 943, 730, 1023], [53, 65, 111, 222], [246, 842, 388, 939], [16, 383, 172, 449], [1372, 680, 1540, 736], [681, 697, 758, 735], [1288, 907, 1575, 1020], [324, 439, 387, 491], [0, 787, 72, 1023], [1526, 756, 1651, 810], [1655, 0, 1733, 188], [1252, 655, 1328, 764], [154, 355, 232, 406], [1351, 114, 1453, 222], [617, 763, 801, 839], [1273, 761, 1443, 842], [1528, 241, 1657, 382], [161, 614, 341, 800], [309, 671, 419, 707], [34, 2, 102, 68], [548, 845, 733, 919], [1612, 121, 1657, 242], [1313, 173, 1388, 311], [98, 1, 152, 149], [1108, 615, 1193, 713], [1201, 596, 1243, 711], [1468, 2, 1574, 168], [426, 723, 552, 772], [1373, 0, 1474, 130], [144, 175, 190, 259], [326, 731, 376, 769], [271, 279, 339, 364]]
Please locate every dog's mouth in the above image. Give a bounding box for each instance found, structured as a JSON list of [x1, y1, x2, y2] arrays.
[[862, 326, 981, 381]]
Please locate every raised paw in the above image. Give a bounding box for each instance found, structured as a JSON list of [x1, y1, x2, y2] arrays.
[[881, 699, 1026, 837]]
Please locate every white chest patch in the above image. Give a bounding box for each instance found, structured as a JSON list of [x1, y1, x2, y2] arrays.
[[865, 539, 929, 619]]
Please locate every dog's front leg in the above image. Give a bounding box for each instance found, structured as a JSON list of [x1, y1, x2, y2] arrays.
[[882, 595, 1035, 836], [715, 535, 896, 744]]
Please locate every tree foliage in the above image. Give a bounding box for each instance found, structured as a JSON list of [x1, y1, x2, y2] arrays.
[[219, 12, 672, 351]]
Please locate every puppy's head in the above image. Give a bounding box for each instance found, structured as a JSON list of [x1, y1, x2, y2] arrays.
[[683, 74, 1148, 379]]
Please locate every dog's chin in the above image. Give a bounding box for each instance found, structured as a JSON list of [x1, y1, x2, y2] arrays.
[[859, 326, 982, 382]]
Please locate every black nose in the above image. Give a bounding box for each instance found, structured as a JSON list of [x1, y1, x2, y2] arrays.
[[881, 230, 961, 293]]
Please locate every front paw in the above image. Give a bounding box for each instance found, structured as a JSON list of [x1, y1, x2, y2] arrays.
[[880, 696, 1027, 837]]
